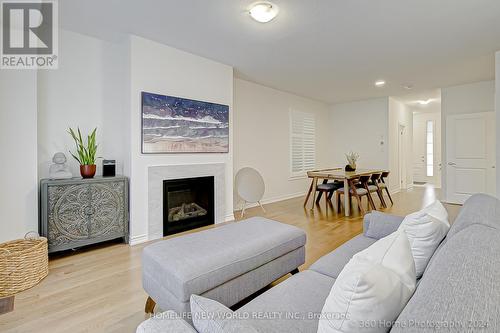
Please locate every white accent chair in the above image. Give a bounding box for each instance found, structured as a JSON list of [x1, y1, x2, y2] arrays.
[[235, 167, 266, 217]]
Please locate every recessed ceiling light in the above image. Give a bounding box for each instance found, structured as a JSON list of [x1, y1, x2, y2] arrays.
[[417, 99, 433, 105], [249, 2, 279, 23], [374, 80, 386, 87]]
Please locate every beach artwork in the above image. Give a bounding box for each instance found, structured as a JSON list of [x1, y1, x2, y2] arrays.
[[141, 92, 229, 153]]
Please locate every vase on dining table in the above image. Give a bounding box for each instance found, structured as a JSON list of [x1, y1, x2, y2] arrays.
[[345, 151, 359, 172], [345, 163, 356, 172]]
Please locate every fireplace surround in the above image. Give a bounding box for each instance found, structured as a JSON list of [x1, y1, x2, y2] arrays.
[[147, 163, 227, 242], [163, 176, 214, 236]]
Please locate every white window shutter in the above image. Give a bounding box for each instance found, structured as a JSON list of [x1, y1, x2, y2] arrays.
[[290, 110, 316, 178]]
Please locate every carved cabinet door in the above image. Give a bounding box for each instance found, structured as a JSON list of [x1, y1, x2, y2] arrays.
[[88, 181, 126, 238], [48, 183, 92, 247]]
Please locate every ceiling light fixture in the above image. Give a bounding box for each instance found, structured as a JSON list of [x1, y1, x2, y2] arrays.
[[374, 80, 386, 87], [417, 99, 433, 105], [249, 2, 279, 23]]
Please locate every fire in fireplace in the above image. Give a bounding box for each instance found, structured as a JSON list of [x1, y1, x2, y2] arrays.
[[163, 176, 215, 236]]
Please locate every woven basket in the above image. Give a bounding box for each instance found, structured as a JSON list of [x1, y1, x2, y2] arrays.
[[0, 233, 48, 298]]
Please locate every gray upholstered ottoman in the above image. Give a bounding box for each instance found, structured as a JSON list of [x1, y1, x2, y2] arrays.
[[142, 217, 306, 317]]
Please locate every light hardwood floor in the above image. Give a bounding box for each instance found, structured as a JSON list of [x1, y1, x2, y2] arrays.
[[0, 186, 459, 333]]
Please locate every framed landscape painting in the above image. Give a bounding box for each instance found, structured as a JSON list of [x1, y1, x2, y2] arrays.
[[141, 92, 229, 153]]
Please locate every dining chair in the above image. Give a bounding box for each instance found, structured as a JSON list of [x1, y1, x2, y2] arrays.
[[378, 171, 394, 206], [337, 176, 375, 214], [367, 173, 387, 208], [358, 175, 377, 210], [315, 180, 343, 208]]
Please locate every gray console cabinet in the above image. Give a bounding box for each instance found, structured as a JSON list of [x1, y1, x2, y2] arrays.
[[40, 176, 129, 253]]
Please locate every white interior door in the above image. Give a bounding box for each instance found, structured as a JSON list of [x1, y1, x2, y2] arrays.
[[446, 112, 496, 204]]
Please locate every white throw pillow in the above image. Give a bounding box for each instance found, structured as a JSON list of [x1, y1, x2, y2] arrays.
[[190, 295, 258, 333], [318, 231, 416, 333], [398, 200, 450, 278]]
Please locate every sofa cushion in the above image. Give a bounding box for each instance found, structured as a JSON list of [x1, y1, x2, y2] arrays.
[[309, 234, 376, 279], [237, 270, 335, 333], [318, 231, 416, 333], [190, 295, 258, 333], [136, 311, 197, 333], [142, 217, 306, 302], [398, 201, 450, 278], [392, 225, 500, 332], [447, 193, 500, 239], [363, 211, 404, 239]]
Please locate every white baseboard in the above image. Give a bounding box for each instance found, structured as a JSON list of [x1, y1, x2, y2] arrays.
[[236, 191, 306, 211], [129, 234, 148, 246], [389, 188, 401, 195]]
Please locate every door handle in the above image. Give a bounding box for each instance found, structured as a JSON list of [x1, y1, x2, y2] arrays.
[[448, 162, 456, 166]]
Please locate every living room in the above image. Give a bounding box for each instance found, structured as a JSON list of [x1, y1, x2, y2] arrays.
[[1, 1, 500, 332]]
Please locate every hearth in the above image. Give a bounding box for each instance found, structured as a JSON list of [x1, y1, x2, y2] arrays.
[[163, 176, 214, 236]]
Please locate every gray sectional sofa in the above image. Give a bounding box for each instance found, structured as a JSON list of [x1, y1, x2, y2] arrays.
[[138, 193, 500, 332]]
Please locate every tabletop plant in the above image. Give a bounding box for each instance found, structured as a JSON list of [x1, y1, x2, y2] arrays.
[[345, 151, 359, 171], [68, 127, 98, 178]]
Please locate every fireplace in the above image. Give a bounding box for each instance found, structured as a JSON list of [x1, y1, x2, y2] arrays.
[[163, 176, 215, 236]]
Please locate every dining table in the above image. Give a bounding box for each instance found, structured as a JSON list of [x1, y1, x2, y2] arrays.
[[304, 168, 388, 216]]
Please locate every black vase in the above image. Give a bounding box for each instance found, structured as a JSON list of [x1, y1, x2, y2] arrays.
[[345, 164, 356, 172]]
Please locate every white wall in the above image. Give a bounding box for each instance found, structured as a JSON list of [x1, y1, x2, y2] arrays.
[[38, 30, 129, 179], [233, 79, 332, 208], [0, 71, 38, 242], [329, 98, 389, 169], [441, 81, 495, 115], [441, 80, 495, 199], [496, 52, 500, 194], [388, 98, 413, 192], [129, 36, 234, 243]]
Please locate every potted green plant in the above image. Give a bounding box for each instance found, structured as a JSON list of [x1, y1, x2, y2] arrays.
[[68, 127, 99, 178]]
